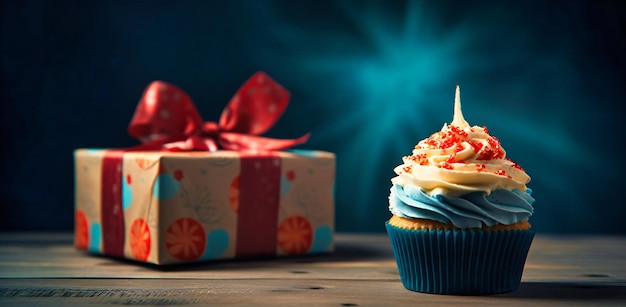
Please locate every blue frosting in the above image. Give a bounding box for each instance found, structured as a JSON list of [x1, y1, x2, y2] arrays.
[[389, 184, 535, 228]]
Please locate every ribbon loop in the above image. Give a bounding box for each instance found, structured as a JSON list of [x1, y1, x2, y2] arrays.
[[128, 81, 202, 144], [128, 72, 308, 151], [219, 72, 291, 135]]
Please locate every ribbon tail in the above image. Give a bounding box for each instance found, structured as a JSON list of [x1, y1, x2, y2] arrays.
[[219, 132, 310, 151]]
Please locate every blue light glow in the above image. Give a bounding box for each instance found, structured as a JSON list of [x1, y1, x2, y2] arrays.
[[240, 1, 623, 233]]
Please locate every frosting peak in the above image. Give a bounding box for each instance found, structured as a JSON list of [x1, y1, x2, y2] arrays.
[[451, 85, 469, 128]]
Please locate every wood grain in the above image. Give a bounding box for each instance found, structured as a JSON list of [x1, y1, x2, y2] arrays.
[[0, 233, 624, 306]]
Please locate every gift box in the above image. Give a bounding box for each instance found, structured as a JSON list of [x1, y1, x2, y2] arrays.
[[74, 72, 335, 265]]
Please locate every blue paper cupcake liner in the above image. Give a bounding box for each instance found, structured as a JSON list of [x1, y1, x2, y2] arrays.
[[385, 222, 535, 295]]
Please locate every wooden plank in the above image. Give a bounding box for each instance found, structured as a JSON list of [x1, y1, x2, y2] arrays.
[[1, 278, 625, 306], [0, 233, 625, 305]]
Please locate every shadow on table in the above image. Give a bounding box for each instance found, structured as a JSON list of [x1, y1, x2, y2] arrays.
[[98, 236, 395, 272], [326, 237, 394, 261], [496, 281, 626, 301]]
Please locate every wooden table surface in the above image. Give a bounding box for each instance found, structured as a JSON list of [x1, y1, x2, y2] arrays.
[[0, 233, 625, 306]]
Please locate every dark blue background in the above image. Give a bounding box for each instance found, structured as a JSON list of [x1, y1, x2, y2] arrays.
[[2, 0, 625, 233]]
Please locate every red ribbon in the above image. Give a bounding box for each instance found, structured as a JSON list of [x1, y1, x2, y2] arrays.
[[127, 72, 309, 152], [100, 150, 125, 257], [236, 153, 282, 258]]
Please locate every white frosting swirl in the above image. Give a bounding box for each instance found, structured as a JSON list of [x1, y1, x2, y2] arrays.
[[392, 86, 531, 198]]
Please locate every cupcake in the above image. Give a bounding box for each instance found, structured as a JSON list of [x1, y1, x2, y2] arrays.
[[386, 86, 535, 295]]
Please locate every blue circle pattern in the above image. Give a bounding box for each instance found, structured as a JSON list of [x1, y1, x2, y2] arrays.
[[122, 179, 132, 209], [89, 223, 102, 253], [85, 149, 102, 155], [280, 174, 292, 196], [153, 173, 180, 200], [309, 225, 333, 254], [201, 228, 229, 260]]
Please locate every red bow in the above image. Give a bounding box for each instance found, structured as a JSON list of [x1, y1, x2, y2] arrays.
[[127, 72, 310, 152]]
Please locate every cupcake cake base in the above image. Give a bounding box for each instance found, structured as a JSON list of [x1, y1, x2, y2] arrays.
[[385, 221, 535, 295]]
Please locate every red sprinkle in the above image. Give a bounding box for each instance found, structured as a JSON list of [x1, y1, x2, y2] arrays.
[[440, 137, 457, 149], [506, 158, 525, 171], [407, 154, 429, 165], [417, 154, 428, 165], [438, 162, 454, 170], [478, 137, 504, 160], [469, 141, 483, 153], [495, 169, 506, 176], [478, 149, 496, 160], [447, 155, 456, 163], [486, 137, 503, 158], [449, 125, 468, 137], [476, 164, 486, 172], [403, 166, 412, 173], [455, 144, 465, 153]]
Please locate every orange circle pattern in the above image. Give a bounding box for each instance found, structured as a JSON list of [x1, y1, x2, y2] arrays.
[[165, 218, 206, 261], [277, 215, 313, 255], [129, 218, 151, 261], [74, 211, 89, 250]]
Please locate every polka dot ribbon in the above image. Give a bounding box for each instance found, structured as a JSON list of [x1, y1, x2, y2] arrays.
[[127, 72, 310, 151]]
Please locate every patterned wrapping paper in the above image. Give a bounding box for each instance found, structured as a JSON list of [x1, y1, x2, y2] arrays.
[[75, 149, 335, 265]]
